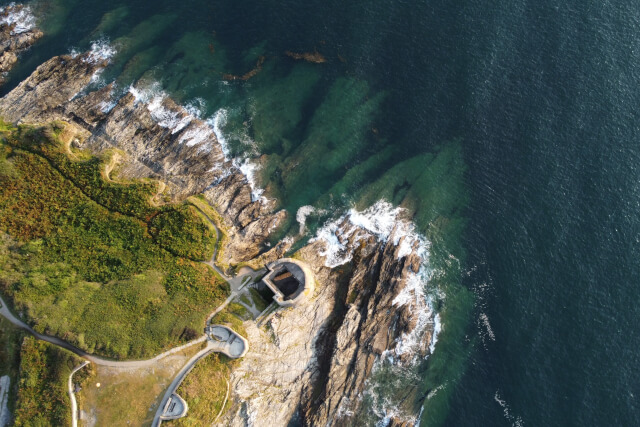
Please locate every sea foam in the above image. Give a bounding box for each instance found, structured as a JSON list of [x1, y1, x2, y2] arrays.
[[84, 39, 116, 65], [127, 85, 268, 202], [0, 3, 36, 35], [210, 107, 266, 202], [312, 200, 429, 268]]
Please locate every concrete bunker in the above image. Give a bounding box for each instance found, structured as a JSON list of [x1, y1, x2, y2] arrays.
[[160, 393, 188, 421], [205, 324, 249, 358], [259, 258, 315, 308]]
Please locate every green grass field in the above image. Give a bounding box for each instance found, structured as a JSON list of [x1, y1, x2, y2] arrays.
[[0, 122, 228, 359]]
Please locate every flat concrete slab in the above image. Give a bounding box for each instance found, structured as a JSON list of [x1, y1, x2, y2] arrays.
[[160, 393, 188, 420], [205, 325, 249, 358]]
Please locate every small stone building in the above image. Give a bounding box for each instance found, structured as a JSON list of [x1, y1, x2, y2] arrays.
[[260, 258, 315, 307]]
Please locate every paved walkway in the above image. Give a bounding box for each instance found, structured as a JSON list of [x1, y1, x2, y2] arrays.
[[0, 206, 244, 368], [152, 341, 216, 427], [68, 361, 89, 427]]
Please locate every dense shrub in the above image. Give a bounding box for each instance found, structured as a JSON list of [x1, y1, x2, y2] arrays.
[[149, 205, 215, 261]]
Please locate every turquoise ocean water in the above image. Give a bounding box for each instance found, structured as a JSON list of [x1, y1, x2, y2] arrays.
[[2, 0, 639, 425]]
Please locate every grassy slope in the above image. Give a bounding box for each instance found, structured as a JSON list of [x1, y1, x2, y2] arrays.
[[167, 352, 237, 427], [0, 122, 227, 359], [165, 304, 247, 425]]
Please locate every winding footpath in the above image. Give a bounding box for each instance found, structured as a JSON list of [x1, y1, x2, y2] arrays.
[[0, 294, 208, 368]]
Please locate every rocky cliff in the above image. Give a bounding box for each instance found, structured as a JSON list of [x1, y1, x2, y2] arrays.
[[0, 41, 434, 425], [0, 4, 42, 85]]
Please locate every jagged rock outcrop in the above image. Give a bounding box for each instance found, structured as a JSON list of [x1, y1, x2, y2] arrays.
[[0, 4, 42, 85], [300, 234, 427, 425], [221, 230, 431, 425]]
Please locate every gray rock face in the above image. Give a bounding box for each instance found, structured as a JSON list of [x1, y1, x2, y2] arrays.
[[0, 47, 434, 425], [300, 237, 429, 425], [0, 4, 42, 85], [221, 235, 432, 426]]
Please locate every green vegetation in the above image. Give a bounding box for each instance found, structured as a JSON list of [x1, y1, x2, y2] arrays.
[[187, 195, 230, 267], [168, 304, 248, 426], [149, 205, 215, 261], [0, 122, 227, 359], [249, 288, 269, 312], [167, 352, 237, 426], [228, 302, 250, 320], [0, 317, 24, 417], [12, 337, 83, 427], [78, 343, 205, 426], [211, 305, 246, 338]]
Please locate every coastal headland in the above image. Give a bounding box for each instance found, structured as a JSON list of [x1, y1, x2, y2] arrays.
[[0, 11, 437, 426]]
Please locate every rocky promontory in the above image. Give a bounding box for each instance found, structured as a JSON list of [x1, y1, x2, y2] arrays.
[[0, 40, 435, 425]]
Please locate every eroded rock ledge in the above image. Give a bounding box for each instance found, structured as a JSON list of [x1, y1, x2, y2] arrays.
[[0, 47, 433, 425]]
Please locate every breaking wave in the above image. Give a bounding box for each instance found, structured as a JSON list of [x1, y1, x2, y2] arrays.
[[494, 391, 524, 427], [312, 200, 429, 268], [312, 199, 447, 424], [129, 82, 193, 133], [0, 3, 36, 35], [84, 38, 117, 65], [127, 84, 266, 202], [296, 205, 328, 235], [211, 108, 265, 201]]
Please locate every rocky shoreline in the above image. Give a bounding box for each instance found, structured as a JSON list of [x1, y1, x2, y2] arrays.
[[0, 3, 42, 85], [0, 35, 435, 425]]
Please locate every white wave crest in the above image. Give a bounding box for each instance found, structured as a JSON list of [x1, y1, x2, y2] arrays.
[[129, 84, 194, 133], [0, 3, 36, 35], [237, 158, 264, 201], [494, 391, 524, 427], [313, 199, 443, 364], [480, 312, 496, 341], [392, 265, 443, 362], [84, 39, 116, 65], [296, 205, 328, 235], [363, 378, 420, 427], [210, 108, 266, 202], [127, 88, 267, 201], [211, 108, 231, 158], [312, 200, 429, 268]]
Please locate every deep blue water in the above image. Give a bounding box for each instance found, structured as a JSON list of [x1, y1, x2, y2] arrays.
[[2, 0, 640, 425]]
